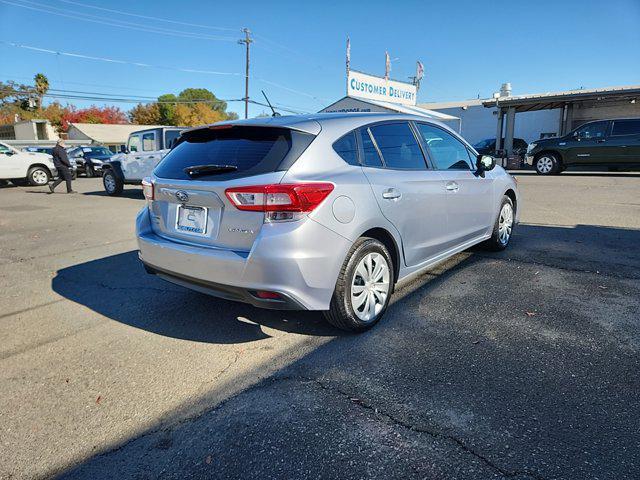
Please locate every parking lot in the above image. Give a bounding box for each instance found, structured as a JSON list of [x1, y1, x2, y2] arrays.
[[1, 172, 639, 479]]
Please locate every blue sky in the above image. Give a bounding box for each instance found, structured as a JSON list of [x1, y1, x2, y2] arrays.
[[1, 0, 639, 118]]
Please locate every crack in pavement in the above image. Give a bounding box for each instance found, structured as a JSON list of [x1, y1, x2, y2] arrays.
[[48, 371, 547, 480], [294, 374, 547, 480]]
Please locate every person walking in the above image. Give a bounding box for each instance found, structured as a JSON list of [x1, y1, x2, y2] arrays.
[[49, 139, 76, 194]]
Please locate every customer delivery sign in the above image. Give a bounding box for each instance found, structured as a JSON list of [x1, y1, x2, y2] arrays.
[[347, 70, 417, 106]]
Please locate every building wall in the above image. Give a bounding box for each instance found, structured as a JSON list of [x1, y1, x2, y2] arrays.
[[431, 105, 561, 144], [66, 126, 93, 142], [570, 99, 640, 129]]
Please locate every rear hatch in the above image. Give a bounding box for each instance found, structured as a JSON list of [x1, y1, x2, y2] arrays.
[[149, 124, 317, 251]]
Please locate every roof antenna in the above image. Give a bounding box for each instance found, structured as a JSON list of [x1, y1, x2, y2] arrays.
[[261, 90, 281, 117]]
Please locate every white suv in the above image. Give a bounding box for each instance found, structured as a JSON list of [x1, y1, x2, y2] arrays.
[[0, 142, 56, 186]]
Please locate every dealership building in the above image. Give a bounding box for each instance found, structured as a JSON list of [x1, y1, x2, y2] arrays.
[[421, 83, 640, 155]]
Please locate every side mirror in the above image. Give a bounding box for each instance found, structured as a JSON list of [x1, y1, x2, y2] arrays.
[[475, 154, 496, 177]]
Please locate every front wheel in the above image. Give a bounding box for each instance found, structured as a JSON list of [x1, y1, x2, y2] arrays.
[[103, 169, 124, 196], [484, 196, 515, 251], [324, 238, 394, 332], [534, 153, 560, 175], [27, 166, 51, 186]]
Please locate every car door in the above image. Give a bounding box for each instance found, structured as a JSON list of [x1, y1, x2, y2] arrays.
[[565, 121, 610, 165], [122, 133, 160, 180], [0, 143, 25, 178], [608, 119, 640, 165], [414, 123, 495, 248], [358, 121, 449, 267]]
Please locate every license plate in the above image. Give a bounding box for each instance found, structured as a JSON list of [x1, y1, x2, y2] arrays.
[[176, 205, 208, 235]]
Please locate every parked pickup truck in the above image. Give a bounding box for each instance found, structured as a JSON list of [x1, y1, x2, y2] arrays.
[[102, 127, 186, 196], [0, 141, 59, 186]]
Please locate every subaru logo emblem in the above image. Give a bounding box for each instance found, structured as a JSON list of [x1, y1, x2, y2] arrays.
[[175, 190, 189, 203]]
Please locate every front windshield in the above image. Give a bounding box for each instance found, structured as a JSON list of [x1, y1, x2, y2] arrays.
[[473, 139, 494, 149], [90, 147, 112, 155]]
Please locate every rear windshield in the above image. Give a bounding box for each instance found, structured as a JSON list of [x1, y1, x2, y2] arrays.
[[154, 126, 313, 181]]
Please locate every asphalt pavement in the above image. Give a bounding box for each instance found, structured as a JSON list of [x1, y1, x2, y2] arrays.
[[0, 171, 639, 480]]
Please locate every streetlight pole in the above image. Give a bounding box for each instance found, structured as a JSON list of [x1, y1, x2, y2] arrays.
[[238, 28, 253, 119]]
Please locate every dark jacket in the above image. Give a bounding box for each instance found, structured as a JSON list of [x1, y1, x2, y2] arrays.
[[52, 145, 71, 168]]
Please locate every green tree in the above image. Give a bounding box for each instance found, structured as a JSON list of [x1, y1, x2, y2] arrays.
[[130, 103, 162, 124]]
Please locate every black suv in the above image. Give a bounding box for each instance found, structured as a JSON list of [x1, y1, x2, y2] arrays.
[[68, 146, 114, 177], [526, 118, 640, 175], [474, 137, 529, 157]]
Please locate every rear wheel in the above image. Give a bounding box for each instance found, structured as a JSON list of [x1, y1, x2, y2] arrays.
[[103, 169, 123, 196], [324, 238, 394, 332], [27, 166, 50, 186], [534, 153, 560, 175]]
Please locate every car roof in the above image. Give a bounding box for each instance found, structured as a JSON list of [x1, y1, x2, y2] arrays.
[[185, 112, 453, 136]]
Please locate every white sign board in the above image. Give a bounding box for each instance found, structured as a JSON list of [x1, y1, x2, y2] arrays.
[[347, 70, 417, 106]]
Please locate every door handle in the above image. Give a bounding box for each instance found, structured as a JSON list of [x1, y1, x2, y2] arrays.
[[382, 188, 401, 200], [445, 181, 459, 192], [134, 156, 142, 160], [596, 139, 606, 143]]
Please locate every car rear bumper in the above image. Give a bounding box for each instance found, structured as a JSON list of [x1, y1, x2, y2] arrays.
[[136, 208, 352, 310]]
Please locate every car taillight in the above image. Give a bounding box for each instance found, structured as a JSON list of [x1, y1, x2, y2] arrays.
[[142, 177, 154, 201], [225, 183, 334, 222]]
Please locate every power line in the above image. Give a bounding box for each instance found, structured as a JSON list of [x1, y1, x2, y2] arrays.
[[0, 41, 242, 76], [54, 0, 238, 32], [1, 41, 328, 104], [1, 0, 238, 42], [0, 86, 309, 114]]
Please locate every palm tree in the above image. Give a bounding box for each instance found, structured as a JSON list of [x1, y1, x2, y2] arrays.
[[34, 73, 49, 109]]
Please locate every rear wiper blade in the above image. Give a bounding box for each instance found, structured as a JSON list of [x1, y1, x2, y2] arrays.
[[184, 164, 238, 177]]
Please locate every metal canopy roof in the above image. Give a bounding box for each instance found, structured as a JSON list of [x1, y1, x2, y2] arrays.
[[482, 85, 640, 112]]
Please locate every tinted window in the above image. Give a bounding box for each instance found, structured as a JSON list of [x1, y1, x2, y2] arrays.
[[142, 132, 156, 151], [165, 130, 182, 149], [416, 123, 472, 170], [369, 122, 426, 169], [155, 126, 305, 181], [333, 131, 359, 165], [0, 143, 12, 154], [474, 139, 494, 149], [611, 119, 640, 136], [574, 121, 607, 139], [357, 128, 383, 167]]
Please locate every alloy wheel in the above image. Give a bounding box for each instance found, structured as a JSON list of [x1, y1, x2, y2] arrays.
[[498, 203, 514, 245], [104, 173, 116, 193], [350, 252, 390, 322]]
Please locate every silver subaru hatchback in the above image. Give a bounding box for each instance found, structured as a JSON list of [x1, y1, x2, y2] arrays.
[[136, 113, 519, 331]]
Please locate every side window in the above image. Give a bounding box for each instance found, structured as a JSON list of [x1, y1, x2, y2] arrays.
[[0, 143, 12, 154], [332, 131, 359, 166], [357, 128, 383, 167], [574, 121, 607, 139], [142, 132, 156, 151], [128, 135, 140, 153], [368, 122, 426, 170], [611, 119, 640, 136], [416, 123, 473, 170], [164, 130, 182, 150]]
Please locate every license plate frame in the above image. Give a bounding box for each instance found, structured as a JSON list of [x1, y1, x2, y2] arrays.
[[176, 205, 208, 235]]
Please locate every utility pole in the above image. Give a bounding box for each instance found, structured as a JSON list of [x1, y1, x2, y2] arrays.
[[238, 28, 253, 119]]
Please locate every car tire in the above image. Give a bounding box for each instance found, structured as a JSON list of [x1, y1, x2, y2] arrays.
[[27, 166, 51, 186], [534, 153, 560, 175], [324, 237, 394, 332], [103, 169, 124, 196], [484, 195, 515, 251]]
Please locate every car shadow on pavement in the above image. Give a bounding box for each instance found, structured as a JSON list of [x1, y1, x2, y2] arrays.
[[51, 250, 341, 343], [83, 189, 145, 199], [52, 222, 640, 480]]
